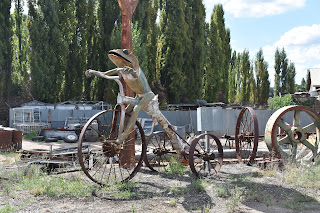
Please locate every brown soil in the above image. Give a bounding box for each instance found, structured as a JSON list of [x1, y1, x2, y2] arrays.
[[1, 140, 320, 213]]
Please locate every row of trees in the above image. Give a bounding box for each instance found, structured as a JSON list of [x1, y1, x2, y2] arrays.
[[1, 0, 298, 107]]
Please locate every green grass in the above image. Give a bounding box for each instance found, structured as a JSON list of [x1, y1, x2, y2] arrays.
[[191, 179, 208, 192], [226, 186, 246, 213], [102, 181, 141, 199], [169, 186, 182, 195], [283, 163, 320, 188], [216, 185, 228, 198], [0, 204, 18, 213], [2, 165, 96, 198], [169, 198, 178, 207], [22, 131, 37, 141], [165, 156, 187, 176]]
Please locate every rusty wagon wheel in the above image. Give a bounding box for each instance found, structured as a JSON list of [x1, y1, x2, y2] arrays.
[[265, 105, 320, 162], [78, 109, 147, 186], [235, 107, 259, 165], [144, 131, 177, 173], [189, 133, 223, 178]]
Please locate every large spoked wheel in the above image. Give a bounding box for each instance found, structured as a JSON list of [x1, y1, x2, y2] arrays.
[[189, 133, 223, 178], [235, 107, 259, 165], [265, 105, 320, 162], [144, 131, 177, 172], [78, 109, 147, 186]]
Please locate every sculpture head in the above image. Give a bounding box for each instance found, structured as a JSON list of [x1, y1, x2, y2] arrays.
[[108, 49, 139, 70]]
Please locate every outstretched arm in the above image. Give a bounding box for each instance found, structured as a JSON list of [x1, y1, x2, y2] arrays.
[[85, 68, 120, 79]]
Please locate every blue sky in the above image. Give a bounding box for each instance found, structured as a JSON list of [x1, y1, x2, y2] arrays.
[[204, 0, 320, 87]]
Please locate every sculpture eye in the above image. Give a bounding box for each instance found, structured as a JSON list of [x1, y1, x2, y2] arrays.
[[123, 49, 129, 54]]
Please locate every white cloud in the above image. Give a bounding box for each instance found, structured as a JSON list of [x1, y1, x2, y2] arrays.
[[261, 24, 320, 87], [204, 0, 306, 18]]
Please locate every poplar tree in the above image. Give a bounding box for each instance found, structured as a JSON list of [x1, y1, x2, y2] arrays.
[[12, 0, 31, 98], [287, 62, 296, 94], [228, 51, 237, 103], [255, 49, 270, 104], [158, 0, 187, 103], [240, 50, 250, 103], [274, 47, 289, 96], [203, 4, 230, 102], [180, 0, 206, 103], [0, 0, 12, 100]]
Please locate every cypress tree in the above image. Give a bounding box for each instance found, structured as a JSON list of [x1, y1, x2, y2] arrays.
[[255, 49, 270, 104], [287, 62, 296, 94], [228, 51, 237, 103], [158, 0, 187, 104], [0, 0, 12, 100], [203, 4, 230, 102], [182, 0, 206, 103], [240, 50, 250, 103]]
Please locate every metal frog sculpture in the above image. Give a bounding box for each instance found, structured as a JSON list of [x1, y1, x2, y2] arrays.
[[86, 49, 187, 162]]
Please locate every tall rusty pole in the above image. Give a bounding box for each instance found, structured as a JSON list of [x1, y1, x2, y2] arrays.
[[117, 0, 139, 167]]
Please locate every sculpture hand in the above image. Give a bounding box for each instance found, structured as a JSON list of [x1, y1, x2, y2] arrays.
[[123, 66, 138, 78], [85, 69, 94, 78]]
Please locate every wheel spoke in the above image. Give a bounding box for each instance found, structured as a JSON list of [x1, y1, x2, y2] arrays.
[[278, 136, 291, 145], [277, 120, 291, 132], [302, 122, 318, 133], [293, 110, 301, 127], [300, 139, 316, 151], [291, 143, 297, 160]]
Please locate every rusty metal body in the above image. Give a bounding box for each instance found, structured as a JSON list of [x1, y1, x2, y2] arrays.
[[264, 105, 320, 161]]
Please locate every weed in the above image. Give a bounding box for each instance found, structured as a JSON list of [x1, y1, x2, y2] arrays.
[[169, 186, 182, 195], [23, 131, 37, 141], [0, 204, 18, 213], [283, 163, 320, 188], [216, 185, 228, 198], [110, 181, 140, 198], [131, 203, 136, 213], [262, 194, 273, 207], [202, 203, 211, 213], [191, 179, 209, 192], [166, 157, 186, 176], [169, 198, 177, 207], [226, 186, 246, 213]]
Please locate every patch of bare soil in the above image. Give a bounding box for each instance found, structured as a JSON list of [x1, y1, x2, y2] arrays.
[[1, 141, 320, 213]]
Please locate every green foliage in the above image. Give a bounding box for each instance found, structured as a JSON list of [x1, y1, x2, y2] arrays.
[[226, 186, 246, 213], [216, 185, 228, 198], [2, 165, 96, 198], [254, 49, 270, 104], [0, 204, 18, 213], [203, 4, 231, 102], [165, 156, 186, 176], [191, 179, 208, 192], [283, 163, 320, 188], [268, 94, 294, 111]]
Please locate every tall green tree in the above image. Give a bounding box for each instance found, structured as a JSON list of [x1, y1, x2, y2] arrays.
[[0, 0, 12, 100], [203, 4, 230, 102], [287, 61, 296, 94], [240, 50, 250, 103], [182, 0, 206, 103], [274, 47, 289, 96], [254, 49, 270, 104], [28, 0, 67, 103], [158, 0, 187, 103], [11, 0, 31, 99], [228, 50, 237, 103]]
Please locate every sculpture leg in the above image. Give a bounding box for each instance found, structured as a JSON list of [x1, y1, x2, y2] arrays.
[[118, 92, 155, 143]]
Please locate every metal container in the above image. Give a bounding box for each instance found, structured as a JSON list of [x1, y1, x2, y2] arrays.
[[12, 130, 22, 150], [0, 130, 12, 150]]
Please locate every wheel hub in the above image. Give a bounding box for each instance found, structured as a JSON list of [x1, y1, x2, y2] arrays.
[[103, 141, 119, 158]]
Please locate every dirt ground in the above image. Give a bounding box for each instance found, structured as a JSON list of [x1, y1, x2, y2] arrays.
[[1, 139, 320, 213]]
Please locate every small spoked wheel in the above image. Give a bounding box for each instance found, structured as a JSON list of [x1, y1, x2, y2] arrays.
[[144, 131, 177, 172], [189, 133, 223, 178], [78, 109, 147, 186], [235, 107, 259, 165], [265, 105, 320, 162]]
